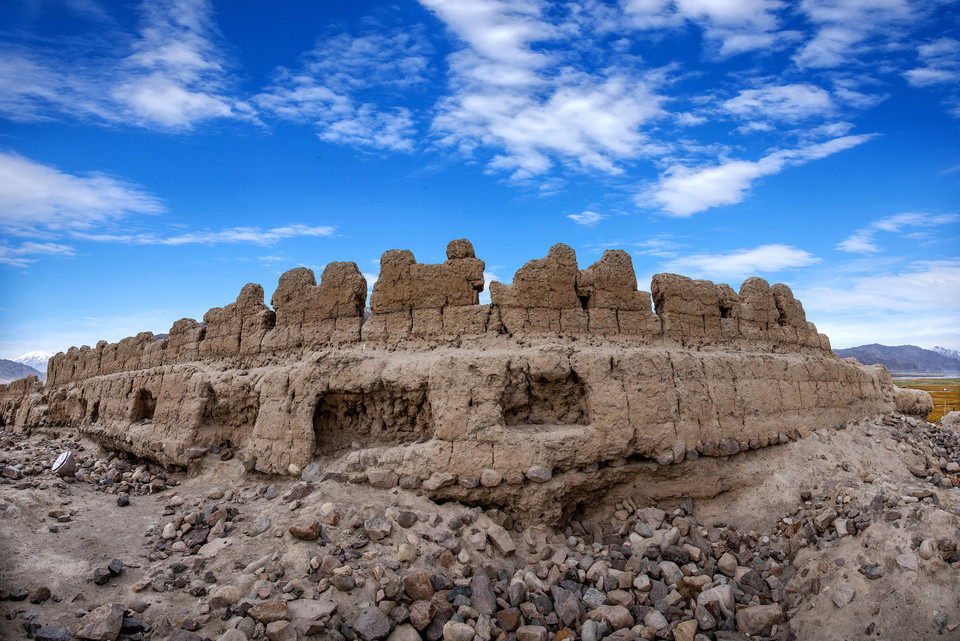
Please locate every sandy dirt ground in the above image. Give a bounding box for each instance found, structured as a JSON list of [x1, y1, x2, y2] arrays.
[[1, 412, 958, 641]]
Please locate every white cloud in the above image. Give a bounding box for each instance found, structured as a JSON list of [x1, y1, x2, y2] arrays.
[[806, 262, 960, 314], [437, 74, 664, 178], [633, 235, 689, 257], [256, 24, 431, 152], [72, 224, 335, 247], [317, 106, 417, 152], [0, 151, 165, 234], [0, 242, 76, 267], [723, 83, 834, 122], [643, 134, 876, 216], [794, 0, 916, 69], [420, 0, 556, 69], [423, 0, 666, 180], [0, 309, 186, 359], [0, 151, 339, 268], [663, 244, 820, 278], [0, 51, 113, 123], [0, 0, 249, 130], [568, 210, 607, 226], [800, 259, 960, 347], [622, 0, 788, 56], [904, 38, 960, 88], [836, 212, 959, 253], [674, 112, 708, 126], [111, 0, 251, 129], [479, 270, 500, 304], [835, 231, 879, 254]]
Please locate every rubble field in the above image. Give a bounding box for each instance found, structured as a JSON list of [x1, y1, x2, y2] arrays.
[[2, 411, 959, 641]]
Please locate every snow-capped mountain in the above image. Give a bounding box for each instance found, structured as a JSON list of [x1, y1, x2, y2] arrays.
[[13, 351, 54, 380], [933, 346, 960, 362]]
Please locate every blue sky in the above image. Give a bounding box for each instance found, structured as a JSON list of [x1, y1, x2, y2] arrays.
[[1, 0, 958, 360]]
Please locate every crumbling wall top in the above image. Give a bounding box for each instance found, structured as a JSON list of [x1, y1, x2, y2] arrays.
[[39, 238, 830, 387], [370, 239, 485, 313]]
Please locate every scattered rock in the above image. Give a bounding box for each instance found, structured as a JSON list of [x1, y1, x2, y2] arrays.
[[737, 604, 784, 635], [859, 564, 884, 580], [442, 620, 474, 641], [487, 525, 516, 556], [832, 586, 855, 608], [35, 627, 72, 641], [354, 605, 391, 640], [289, 517, 321, 540], [248, 600, 289, 624], [896, 552, 919, 572], [717, 552, 737, 577], [75, 603, 124, 641], [365, 517, 392, 541]]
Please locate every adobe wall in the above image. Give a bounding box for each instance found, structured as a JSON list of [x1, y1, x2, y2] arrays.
[[0, 239, 902, 518]]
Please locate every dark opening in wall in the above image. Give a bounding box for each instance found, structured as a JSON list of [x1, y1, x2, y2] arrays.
[[719, 305, 733, 319], [501, 367, 588, 426], [198, 384, 259, 444], [578, 295, 590, 310], [131, 389, 156, 422], [90, 400, 100, 423], [313, 386, 432, 456]]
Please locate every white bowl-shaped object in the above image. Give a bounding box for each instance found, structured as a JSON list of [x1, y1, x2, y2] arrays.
[[52, 451, 76, 477]]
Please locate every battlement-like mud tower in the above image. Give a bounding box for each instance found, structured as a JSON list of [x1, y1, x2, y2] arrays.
[[1, 240, 906, 521]]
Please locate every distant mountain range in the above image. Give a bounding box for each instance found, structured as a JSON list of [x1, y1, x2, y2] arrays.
[[834, 344, 960, 374], [14, 351, 53, 373], [934, 346, 960, 361], [11, 351, 53, 382], [0, 359, 43, 385]]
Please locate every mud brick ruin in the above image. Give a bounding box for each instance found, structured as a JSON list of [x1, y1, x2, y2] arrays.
[[1, 240, 915, 521]]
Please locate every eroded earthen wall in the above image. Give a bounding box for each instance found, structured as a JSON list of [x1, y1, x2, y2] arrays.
[[1, 238, 900, 515], [41, 240, 833, 388]]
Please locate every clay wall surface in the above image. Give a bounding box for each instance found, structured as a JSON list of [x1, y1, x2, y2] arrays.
[[0, 239, 903, 516], [41, 240, 832, 388]]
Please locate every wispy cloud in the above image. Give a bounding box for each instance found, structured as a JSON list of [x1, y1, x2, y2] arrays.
[[793, 0, 918, 70], [478, 270, 500, 304], [633, 235, 690, 258], [0, 151, 336, 267], [0, 242, 77, 267], [424, 0, 665, 181], [643, 134, 876, 216], [568, 210, 607, 226], [723, 83, 835, 123], [662, 244, 820, 279], [113, 0, 252, 128], [622, 0, 788, 56], [73, 224, 335, 247], [800, 259, 960, 348], [255, 20, 431, 152], [0, 309, 185, 358], [317, 106, 417, 152], [0, 0, 250, 130], [837, 212, 959, 253], [904, 37, 960, 88], [0, 151, 165, 235]]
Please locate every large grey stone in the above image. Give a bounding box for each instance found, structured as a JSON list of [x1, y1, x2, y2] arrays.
[[355, 605, 391, 640]]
